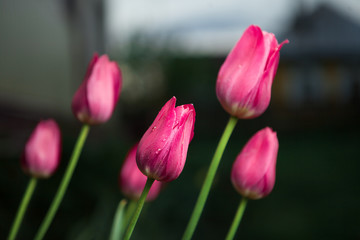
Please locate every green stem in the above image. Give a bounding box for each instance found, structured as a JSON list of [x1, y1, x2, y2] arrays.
[[123, 178, 155, 240], [34, 124, 90, 240], [225, 197, 247, 240], [7, 177, 37, 240], [182, 116, 238, 240]]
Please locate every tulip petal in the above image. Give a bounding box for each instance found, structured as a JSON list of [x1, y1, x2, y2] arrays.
[[72, 54, 122, 124], [218, 25, 271, 104], [119, 144, 162, 201], [136, 97, 195, 182], [87, 55, 115, 122], [137, 97, 177, 179], [231, 127, 278, 199], [216, 25, 288, 119], [22, 120, 61, 178], [158, 105, 195, 182], [250, 39, 289, 117]]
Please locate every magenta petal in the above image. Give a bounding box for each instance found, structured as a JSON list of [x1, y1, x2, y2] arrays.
[[21, 119, 62, 178], [71, 54, 122, 125], [72, 80, 90, 122], [136, 97, 196, 182], [87, 56, 115, 122], [136, 98, 177, 179], [231, 127, 279, 199], [156, 105, 195, 182], [216, 25, 288, 119], [219, 25, 269, 101], [119, 144, 162, 201]]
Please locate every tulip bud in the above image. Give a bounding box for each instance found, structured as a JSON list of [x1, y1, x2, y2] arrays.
[[231, 127, 279, 200], [21, 119, 61, 178], [136, 97, 195, 182], [119, 144, 163, 201], [216, 25, 289, 119], [72, 54, 122, 125]]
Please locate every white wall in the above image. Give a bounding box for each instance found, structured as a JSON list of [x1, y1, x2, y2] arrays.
[[0, 0, 72, 117]]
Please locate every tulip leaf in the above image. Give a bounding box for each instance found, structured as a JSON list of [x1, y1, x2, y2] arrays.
[[109, 199, 127, 240]]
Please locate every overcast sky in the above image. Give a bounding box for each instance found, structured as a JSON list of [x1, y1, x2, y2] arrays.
[[105, 0, 360, 55]]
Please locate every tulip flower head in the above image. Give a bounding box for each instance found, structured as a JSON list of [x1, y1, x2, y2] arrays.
[[72, 54, 122, 125], [21, 119, 61, 178], [136, 97, 195, 182], [231, 127, 279, 200], [119, 144, 163, 201], [216, 25, 289, 119]]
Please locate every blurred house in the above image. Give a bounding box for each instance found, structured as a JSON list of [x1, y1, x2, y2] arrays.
[[272, 4, 360, 127], [0, 0, 109, 159], [0, 1, 359, 135], [115, 3, 360, 134], [0, 0, 105, 123]]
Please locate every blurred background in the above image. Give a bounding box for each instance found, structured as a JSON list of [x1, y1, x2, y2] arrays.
[[1, 0, 360, 239]]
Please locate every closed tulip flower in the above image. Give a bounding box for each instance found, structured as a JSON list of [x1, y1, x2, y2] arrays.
[[231, 127, 279, 200], [136, 97, 195, 182], [21, 119, 61, 178], [216, 25, 288, 119], [72, 54, 122, 125], [119, 144, 163, 201]]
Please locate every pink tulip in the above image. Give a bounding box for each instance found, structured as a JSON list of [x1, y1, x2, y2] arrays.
[[119, 144, 163, 201], [216, 25, 288, 119], [231, 127, 279, 200], [72, 54, 122, 125], [21, 119, 61, 178], [136, 97, 195, 182]]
